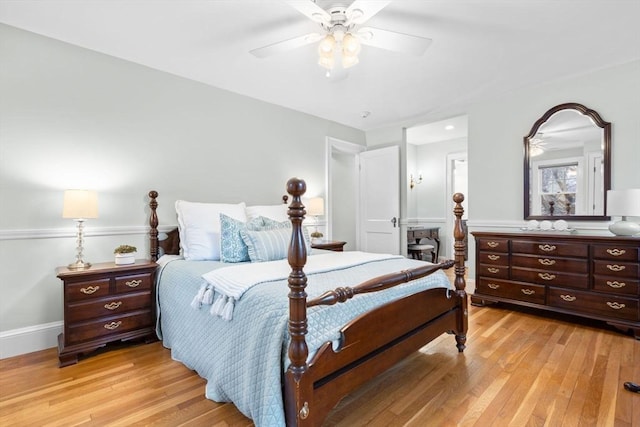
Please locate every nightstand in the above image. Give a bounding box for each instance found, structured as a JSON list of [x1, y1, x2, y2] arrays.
[[311, 240, 347, 252], [56, 260, 157, 367]]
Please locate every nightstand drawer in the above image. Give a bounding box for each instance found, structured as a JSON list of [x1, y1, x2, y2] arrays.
[[115, 273, 152, 293], [548, 287, 638, 321], [66, 310, 153, 344], [67, 291, 151, 323], [66, 278, 111, 302]]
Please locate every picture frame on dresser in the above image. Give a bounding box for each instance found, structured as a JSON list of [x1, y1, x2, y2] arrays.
[[471, 231, 639, 339]]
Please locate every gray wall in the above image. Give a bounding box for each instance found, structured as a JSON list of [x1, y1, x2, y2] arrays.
[[0, 24, 365, 356]]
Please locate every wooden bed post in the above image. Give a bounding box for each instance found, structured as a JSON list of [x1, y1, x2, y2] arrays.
[[452, 192, 468, 352], [284, 178, 313, 426], [149, 190, 159, 262]]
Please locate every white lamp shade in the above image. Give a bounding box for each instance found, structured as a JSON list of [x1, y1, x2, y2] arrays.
[[63, 190, 98, 219], [607, 189, 640, 217], [307, 197, 325, 216]]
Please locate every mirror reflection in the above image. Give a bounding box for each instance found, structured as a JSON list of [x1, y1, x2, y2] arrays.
[[524, 103, 611, 220]]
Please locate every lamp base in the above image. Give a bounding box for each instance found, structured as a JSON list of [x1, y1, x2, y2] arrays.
[[609, 219, 640, 236], [67, 260, 92, 270]]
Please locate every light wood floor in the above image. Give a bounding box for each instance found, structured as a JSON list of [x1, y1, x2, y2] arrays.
[[2, 305, 639, 426]]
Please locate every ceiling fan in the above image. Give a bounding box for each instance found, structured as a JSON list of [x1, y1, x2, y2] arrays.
[[529, 133, 548, 156], [250, 0, 433, 75]]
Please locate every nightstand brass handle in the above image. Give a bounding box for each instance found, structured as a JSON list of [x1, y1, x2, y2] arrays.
[[606, 248, 626, 256], [606, 302, 626, 310], [606, 281, 626, 289], [104, 301, 122, 310], [538, 273, 556, 281], [125, 279, 142, 288], [538, 244, 556, 252], [487, 255, 500, 261], [104, 321, 122, 330], [487, 267, 500, 274], [538, 258, 556, 266], [487, 283, 500, 289], [487, 241, 499, 248], [606, 264, 625, 272], [80, 285, 100, 295], [521, 289, 535, 295], [560, 294, 576, 302]]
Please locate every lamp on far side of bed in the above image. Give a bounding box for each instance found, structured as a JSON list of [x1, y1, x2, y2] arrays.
[[63, 189, 98, 270], [607, 189, 640, 236], [307, 197, 325, 240]]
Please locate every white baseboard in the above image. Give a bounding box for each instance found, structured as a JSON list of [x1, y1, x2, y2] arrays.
[[0, 321, 62, 359]]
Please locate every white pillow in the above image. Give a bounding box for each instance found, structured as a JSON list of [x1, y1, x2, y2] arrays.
[[175, 200, 246, 261], [245, 204, 289, 222]]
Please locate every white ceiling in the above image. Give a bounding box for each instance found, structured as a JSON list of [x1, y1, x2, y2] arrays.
[[1, 0, 639, 132]]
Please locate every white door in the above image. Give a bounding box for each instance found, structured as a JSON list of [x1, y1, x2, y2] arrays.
[[358, 146, 400, 254]]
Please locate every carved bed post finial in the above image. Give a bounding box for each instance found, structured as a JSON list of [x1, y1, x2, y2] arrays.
[[149, 191, 159, 261], [284, 177, 313, 425], [452, 192, 468, 352]]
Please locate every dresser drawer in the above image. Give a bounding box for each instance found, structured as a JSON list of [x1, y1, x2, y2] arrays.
[[476, 278, 545, 305], [478, 264, 509, 279], [548, 287, 638, 321], [478, 252, 508, 265], [66, 291, 152, 323], [115, 273, 152, 293], [65, 278, 111, 302], [511, 240, 588, 257], [593, 260, 639, 279], [592, 244, 639, 262], [477, 238, 509, 252], [511, 267, 588, 289], [593, 276, 639, 296], [511, 254, 588, 273], [66, 310, 153, 344]]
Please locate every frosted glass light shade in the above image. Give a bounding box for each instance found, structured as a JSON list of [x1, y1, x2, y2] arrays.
[[63, 190, 98, 219]]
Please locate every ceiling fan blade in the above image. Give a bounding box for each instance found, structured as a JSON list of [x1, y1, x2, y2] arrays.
[[250, 32, 323, 58], [283, 0, 331, 24], [346, 0, 392, 25], [357, 27, 432, 56]]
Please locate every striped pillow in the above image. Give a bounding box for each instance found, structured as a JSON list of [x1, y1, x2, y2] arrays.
[[240, 227, 292, 262]]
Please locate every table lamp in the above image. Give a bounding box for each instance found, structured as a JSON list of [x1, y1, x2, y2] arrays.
[[607, 189, 640, 236], [307, 197, 325, 240], [63, 189, 98, 269]]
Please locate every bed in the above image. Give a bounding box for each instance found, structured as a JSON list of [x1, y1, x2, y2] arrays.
[[148, 177, 468, 426]]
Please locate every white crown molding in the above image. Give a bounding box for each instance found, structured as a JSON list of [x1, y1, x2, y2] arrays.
[[0, 225, 178, 241], [0, 321, 62, 359]]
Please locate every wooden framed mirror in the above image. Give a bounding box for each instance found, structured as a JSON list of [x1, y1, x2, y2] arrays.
[[524, 103, 611, 220]]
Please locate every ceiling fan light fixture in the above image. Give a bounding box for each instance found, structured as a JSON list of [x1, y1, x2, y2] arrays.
[[342, 32, 361, 56], [318, 34, 336, 55], [318, 55, 335, 70], [342, 52, 359, 68]]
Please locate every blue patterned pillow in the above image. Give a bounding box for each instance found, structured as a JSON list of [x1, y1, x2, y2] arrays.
[[220, 214, 265, 263]]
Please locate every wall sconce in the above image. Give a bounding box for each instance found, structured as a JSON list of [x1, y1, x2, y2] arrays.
[[410, 173, 423, 189], [306, 197, 325, 240], [607, 189, 640, 236], [63, 189, 98, 270]]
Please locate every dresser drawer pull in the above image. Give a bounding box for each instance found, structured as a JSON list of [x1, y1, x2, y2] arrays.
[[487, 255, 501, 261], [487, 283, 500, 289], [606, 302, 626, 310], [80, 285, 100, 295], [125, 279, 142, 288], [538, 273, 556, 281], [521, 289, 535, 295], [487, 267, 500, 274], [104, 321, 122, 330], [487, 241, 500, 248], [606, 280, 626, 289], [538, 258, 556, 266], [538, 244, 556, 252], [606, 248, 626, 257], [104, 301, 122, 310], [606, 264, 626, 272], [560, 294, 576, 302]]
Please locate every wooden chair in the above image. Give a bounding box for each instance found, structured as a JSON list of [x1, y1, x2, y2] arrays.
[[408, 243, 436, 262]]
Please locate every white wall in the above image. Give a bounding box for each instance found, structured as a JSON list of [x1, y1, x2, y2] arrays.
[[0, 24, 365, 357]]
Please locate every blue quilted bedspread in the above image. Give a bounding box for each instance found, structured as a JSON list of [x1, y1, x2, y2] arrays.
[[155, 254, 451, 426]]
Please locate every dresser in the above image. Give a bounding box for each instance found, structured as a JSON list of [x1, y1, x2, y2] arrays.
[[56, 260, 157, 366], [472, 232, 639, 339]]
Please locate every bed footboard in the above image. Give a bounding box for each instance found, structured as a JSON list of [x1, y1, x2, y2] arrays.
[[284, 178, 467, 426]]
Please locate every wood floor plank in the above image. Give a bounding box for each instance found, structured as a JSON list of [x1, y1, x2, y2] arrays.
[[1, 303, 638, 426]]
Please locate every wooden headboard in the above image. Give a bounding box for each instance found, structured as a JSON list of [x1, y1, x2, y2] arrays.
[[148, 191, 289, 261]]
